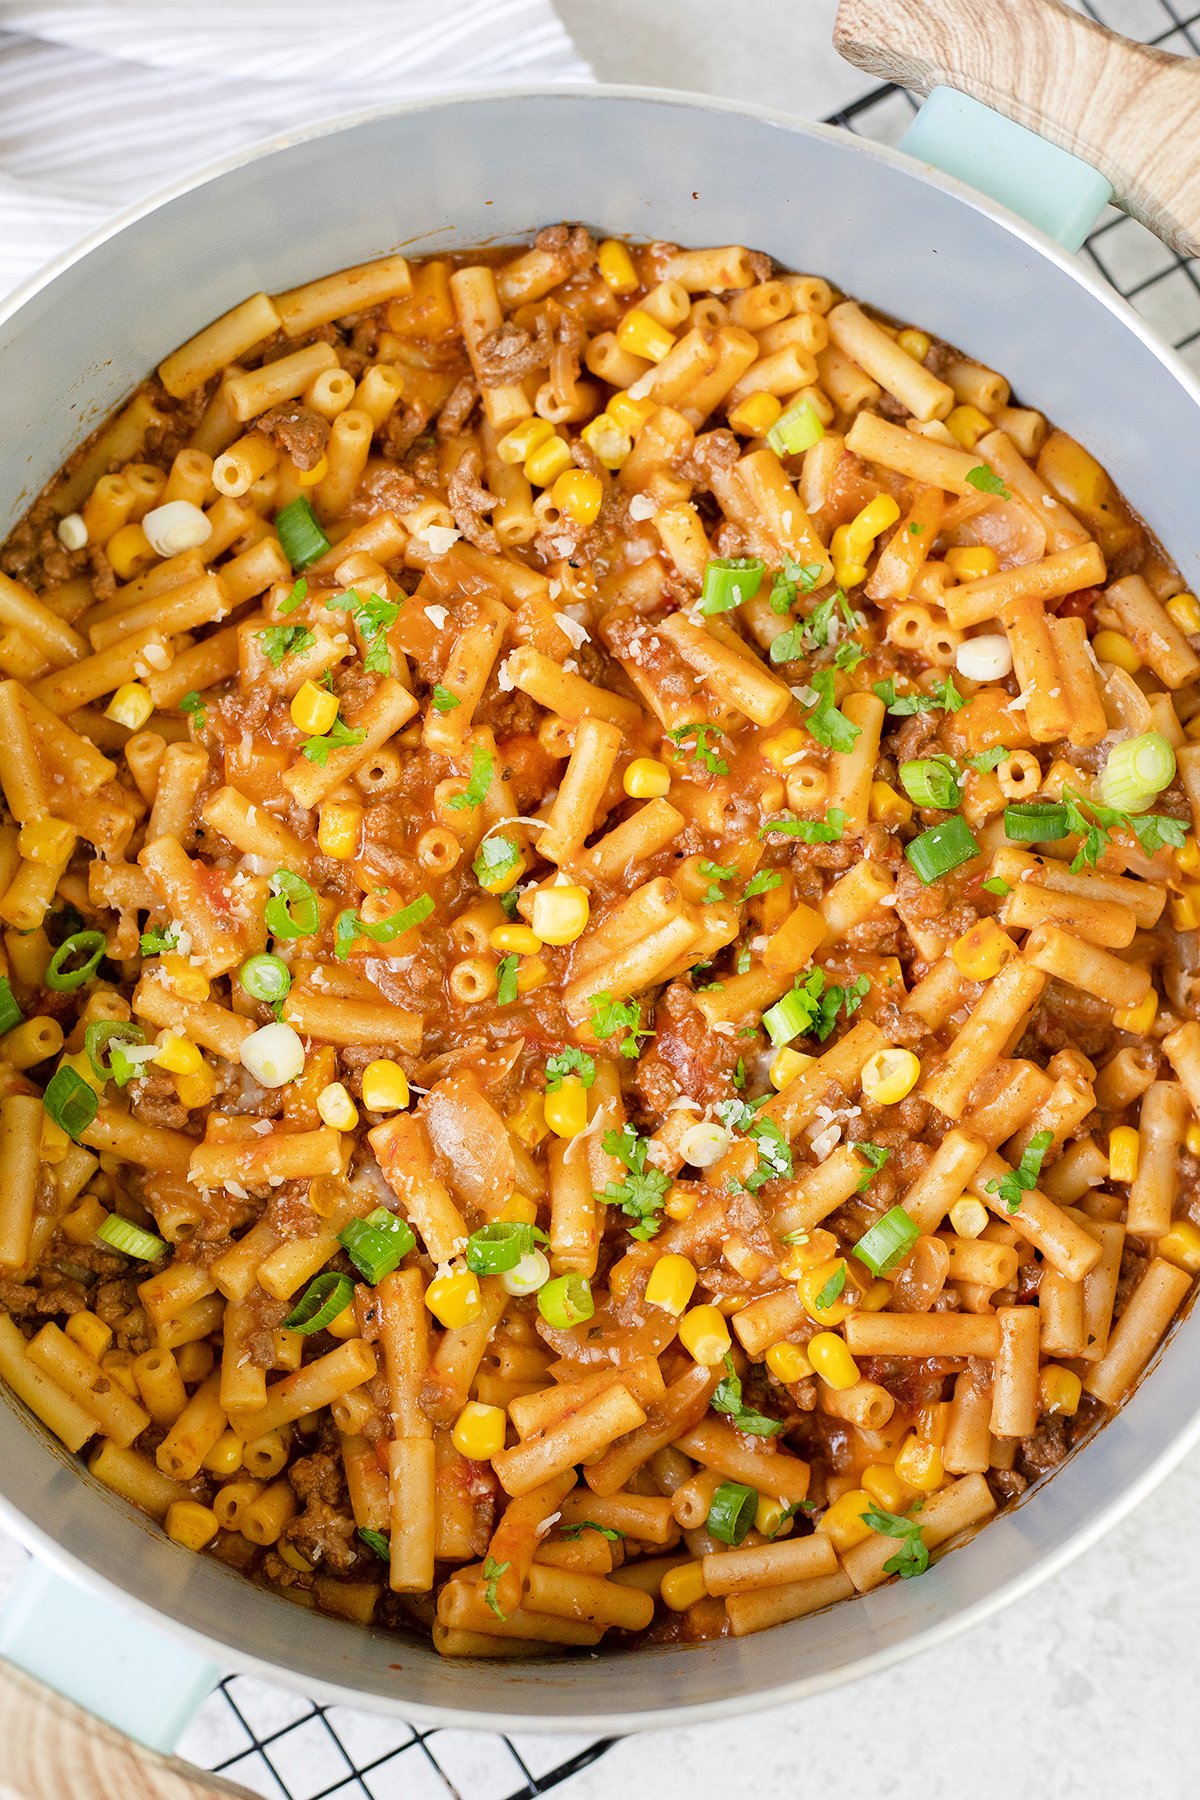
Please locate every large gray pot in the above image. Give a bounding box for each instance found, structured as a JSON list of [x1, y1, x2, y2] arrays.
[[1, 85, 1197, 1737]]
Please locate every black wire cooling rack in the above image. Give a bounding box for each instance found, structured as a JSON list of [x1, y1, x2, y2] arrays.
[[175, 7, 1200, 1794]]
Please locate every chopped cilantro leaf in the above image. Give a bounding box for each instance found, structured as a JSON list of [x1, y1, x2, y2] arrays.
[[965, 465, 1010, 499], [1061, 785, 1185, 873], [855, 1143, 890, 1193], [179, 691, 206, 728], [300, 713, 365, 766], [665, 722, 729, 777], [802, 670, 860, 753], [545, 1047, 596, 1093], [139, 928, 178, 956], [472, 834, 522, 887], [431, 684, 460, 713], [447, 743, 494, 811], [986, 1127, 1054, 1214], [560, 1520, 625, 1541], [599, 1127, 669, 1238], [712, 1353, 785, 1437], [815, 1265, 846, 1310], [743, 869, 783, 900], [589, 992, 654, 1060], [483, 1555, 509, 1618], [768, 556, 825, 615], [833, 639, 866, 672], [862, 1501, 928, 1577], [257, 624, 315, 669], [969, 745, 1009, 772], [496, 953, 519, 1006], [278, 578, 308, 616], [759, 807, 846, 844], [982, 876, 1011, 897]]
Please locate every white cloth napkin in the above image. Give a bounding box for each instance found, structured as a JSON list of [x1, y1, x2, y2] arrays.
[[0, 1, 591, 299]]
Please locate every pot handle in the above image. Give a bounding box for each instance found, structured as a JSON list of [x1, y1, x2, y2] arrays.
[[833, 0, 1200, 257], [0, 1559, 254, 1799]]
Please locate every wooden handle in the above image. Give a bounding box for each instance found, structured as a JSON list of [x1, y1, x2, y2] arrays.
[[0, 1656, 260, 1800], [833, 0, 1200, 256]]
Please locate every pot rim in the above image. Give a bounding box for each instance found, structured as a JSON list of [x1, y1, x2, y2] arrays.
[[3, 78, 1199, 1734]]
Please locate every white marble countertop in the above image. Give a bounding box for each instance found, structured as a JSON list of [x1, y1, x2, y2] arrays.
[[5, 4, 1200, 1796]]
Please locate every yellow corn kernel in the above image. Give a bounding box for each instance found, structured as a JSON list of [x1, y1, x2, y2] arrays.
[[1036, 1364, 1082, 1419], [317, 1081, 359, 1130], [1187, 1121, 1200, 1158], [1091, 630, 1142, 674], [425, 1269, 482, 1330], [859, 1047, 921, 1106], [517, 955, 554, 994], [291, 680, 340, 736], [897, 327, 931, 363], [531, 885, 589, 945], [523, 434, 575, 488], [508, 1092, 547, 1150], [818, 1489, 875, 1553], [862, 1464, 911, 1512], [1108, 1124, 1140, 1183], [779, 1228, 838, 1280], [551, 469, 604, 529], [296, 454, 328, 487], [153, 1032, 203, 1077], [597, 237, 639, 295], [60, 1194, 107, 1245], [174, 1063, 217, 1110], [607, 390, 658, 433], [798, 1258, 855, 1326], [857, 1278, 893, 1312], [807, 1330, 859, 1391], [60, 1050, 105, 1096], [580, 413, 632, 471], [490, 922, 542, 955], [760, 727, 807, 773], [944, 545, 1001, 581], [830, 525, 868, 591], [325, 1303, 360, 1341], [165, 1500, 220, 1552], [644, 1254, 698, 1317], [765, 1339, 813, 1384], [17, 816, 76, 864], [770, 1047, 815, 1091], [1167, 593, 1200, 636], [104, 682, 155, 731], [202, 1429, 245, 1477], [661, 1561, 708, 1612], [1175, 834, 1200, 875], [952, 917, 1015, 980], [1170, 887, 1200, 931], [275, 1541, 314, 1576], [318, 800, 363, 860], [944, 404, 994, 450], [664, 1185, 698, 1222], [949, 1197, 989, 1239], [362, 1058, 410, 1113], [1112, 988, 1158, 1034], [497, 417, 555, 464], [616, 308, 675, 364], [106, 522, 155, 580], [754, 1496, 793, 1539], [847, 494, 901, 555], [478, 847, 528, 895], [894, 1433, 944, 1492], [728, 392, 783, 437], [624, 757, 671, 798], [452, 1400, 508, 1461], [543, 1075, 588, 1139], [159, 953, 211, 1003], [64, 1311, 113, 1361], [1158, 1218, 1200, 1275], [498, 1191, 538, 1225], [677, 1304, 731, 1366], [869, 780, 913, 826]]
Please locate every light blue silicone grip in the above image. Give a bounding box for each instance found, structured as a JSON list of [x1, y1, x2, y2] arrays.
[[900, 87, 1113, 252], [0, 1559, 220, 1753]]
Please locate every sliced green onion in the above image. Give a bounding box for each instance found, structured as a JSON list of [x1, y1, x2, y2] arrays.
[[767, 398, 825, 458], [762, 985, 816, 1048], [338, 1207, 415, 1284], [496, 953, 519, 1006], [1096, 731, 1176, 814], [276, 496, 331, 570], [0, 977, 22, 1036], [41, 1066, 98, 1140], [359, 1527, 390, 1560], [96, 1212, 167, 1262], [700, 557, 764, 617], [85, 1020, 146, 1085], [264, 871, 319, 939], [854, 1205, 921, 1277], [239, 953, 292, 1005], [45, 931, 106, 992], [283, 1270, 355, 1333], [905, 817, 980, 886], [465, 1221, 548, 1276], [899, 758, 959, 810], [706, 1480, 758, 1546], [537, 1273, 594, 1329], [1003, 802, 1068, 842]]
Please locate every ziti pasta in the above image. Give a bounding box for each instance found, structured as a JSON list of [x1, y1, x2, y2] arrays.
[[0, 226, 1196, 1654]]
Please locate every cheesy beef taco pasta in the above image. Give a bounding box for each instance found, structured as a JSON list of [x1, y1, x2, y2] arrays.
[[0, 226, 1198, 1655]]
